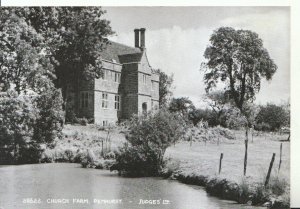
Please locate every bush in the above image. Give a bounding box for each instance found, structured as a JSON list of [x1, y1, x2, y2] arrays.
[[0, 90, 38, 164], [255, 103, 289, 132], [0, 89, 63, 164], [78, 118, 88, 126], [112, 109, 186, 176], [32, 88, 64, 145], [66, 109, 78, 124]]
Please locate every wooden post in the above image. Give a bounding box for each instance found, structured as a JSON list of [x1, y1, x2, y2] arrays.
[[101, 139, 104, 157], [219, 153, 223, 174], [244, 128, 249, 176], [278, 143, 282, 172], [265, 153, 276, 187]]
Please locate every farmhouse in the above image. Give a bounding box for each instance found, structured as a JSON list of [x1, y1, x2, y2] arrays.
[[66, 28, 160, 125]]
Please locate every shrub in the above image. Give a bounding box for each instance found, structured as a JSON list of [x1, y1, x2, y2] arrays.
[[112, 109, 186, 176], [0, 89, 64, 164], [0, 90, 38, 164], [78, 118, 88, 126], [32, 88, 64, 145], [66, 109, 78, 124], [269, 175, 288, 196]]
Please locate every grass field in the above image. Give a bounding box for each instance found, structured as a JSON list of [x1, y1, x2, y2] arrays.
[[166, 131, 290, 185]]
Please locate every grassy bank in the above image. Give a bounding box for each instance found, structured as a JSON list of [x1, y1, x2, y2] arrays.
[[42, 124, 126, 163]]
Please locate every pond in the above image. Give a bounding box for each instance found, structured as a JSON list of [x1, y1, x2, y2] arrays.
[[0, 163, 265, 209]]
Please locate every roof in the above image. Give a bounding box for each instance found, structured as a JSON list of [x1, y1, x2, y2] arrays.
[[100, 41, 142, 64]]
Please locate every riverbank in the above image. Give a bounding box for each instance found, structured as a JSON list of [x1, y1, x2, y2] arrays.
[[42, 125, 290, 209]]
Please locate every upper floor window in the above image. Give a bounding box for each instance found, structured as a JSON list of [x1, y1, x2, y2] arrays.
[[142, 74, 147, 84], [115, 73, 121, 83], [115, 95, 120, 110], [151, 81, 154, 90], [103, 70, 110, 81], [102, 93, 108, 108], [80, 91, 89, 108]]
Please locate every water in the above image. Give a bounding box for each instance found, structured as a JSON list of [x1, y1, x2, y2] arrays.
[[0, 163, 265, 209]]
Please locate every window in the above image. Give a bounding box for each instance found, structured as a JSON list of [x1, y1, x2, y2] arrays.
[[142, 74, 147, 84], [103, 120, 108, 126], [103, 70, 110, 80], [102, 93, 108, 108], [115, 72, 121, 83], [151, 81, 154, 90], [80, 91, 89, 108], [115, 95, 120, 110]]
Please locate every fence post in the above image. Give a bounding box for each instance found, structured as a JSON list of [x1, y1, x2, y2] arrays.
[[244, 128, 249, 176], [278, 143, 282, 172], [265, 153, 276, 187], [219, 153, 223, 174], [101, 139, 104, 157]]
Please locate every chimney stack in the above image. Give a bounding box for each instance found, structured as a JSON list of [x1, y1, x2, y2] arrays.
[[140, 28, 146, 49], [134, 28, 140, 48]]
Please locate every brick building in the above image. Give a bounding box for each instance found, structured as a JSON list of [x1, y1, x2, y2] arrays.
[[66, 28, 159, 126]]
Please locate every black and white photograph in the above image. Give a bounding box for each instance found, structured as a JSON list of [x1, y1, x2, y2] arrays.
[[0, 3, 295, 209]]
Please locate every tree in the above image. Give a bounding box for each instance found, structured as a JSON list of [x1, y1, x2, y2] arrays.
[[255, 103, 289, 131], [0, 8, 55, 94], [204, 90, 230, 126], [155, 69, 174, 107], [201, 27, 277, 112], [168, 97, 195, 118], [21, 8, 113, 110], [112, 109, 186, 176], [1, 7, 113, 104]]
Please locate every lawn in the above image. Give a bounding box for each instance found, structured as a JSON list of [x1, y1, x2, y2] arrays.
[[165, 130, 290, 186]]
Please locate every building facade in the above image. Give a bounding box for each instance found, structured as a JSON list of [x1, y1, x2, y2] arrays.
[[67, 28, 159, 126]]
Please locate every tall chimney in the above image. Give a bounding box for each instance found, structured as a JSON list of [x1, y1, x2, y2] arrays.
[[140, 28, 146, 49], [134, 29, 140, 48]]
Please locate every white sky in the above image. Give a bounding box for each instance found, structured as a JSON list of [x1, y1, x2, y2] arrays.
[[104, 7, 290, 107]]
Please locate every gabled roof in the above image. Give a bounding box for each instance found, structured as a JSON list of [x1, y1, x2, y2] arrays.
[[100, 41, 142, 64]]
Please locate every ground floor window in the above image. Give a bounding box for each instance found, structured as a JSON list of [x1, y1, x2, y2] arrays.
[[103, 120, 108, 126]]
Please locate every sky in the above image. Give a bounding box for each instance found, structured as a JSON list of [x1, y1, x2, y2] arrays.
[[103, 7, 290, 107]]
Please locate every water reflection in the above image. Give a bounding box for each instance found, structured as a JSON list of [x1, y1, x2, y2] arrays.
[[0, 164, 265, 209]]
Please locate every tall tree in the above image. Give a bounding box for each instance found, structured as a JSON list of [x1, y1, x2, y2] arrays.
[[20, 7, 114, 104], [0, 8, 55, 94], [155, 69, 174, 107], [201, 27, 277, 112]]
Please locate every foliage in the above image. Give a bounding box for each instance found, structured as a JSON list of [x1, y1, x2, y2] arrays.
[[202, 91, 231, 126], [32, 88, 64, 146], [169, 97, 195, 119], [201, 27, 277, 111], [113, 109, 186, 176], [77, 118, 88, 126], [255, 103, 289, 131], [0, 90, 38, 164], [0, 89, 63, 164], [0, 8, 55, 94], [19, 7, 114, 100], [154, 69, 174, 107]]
